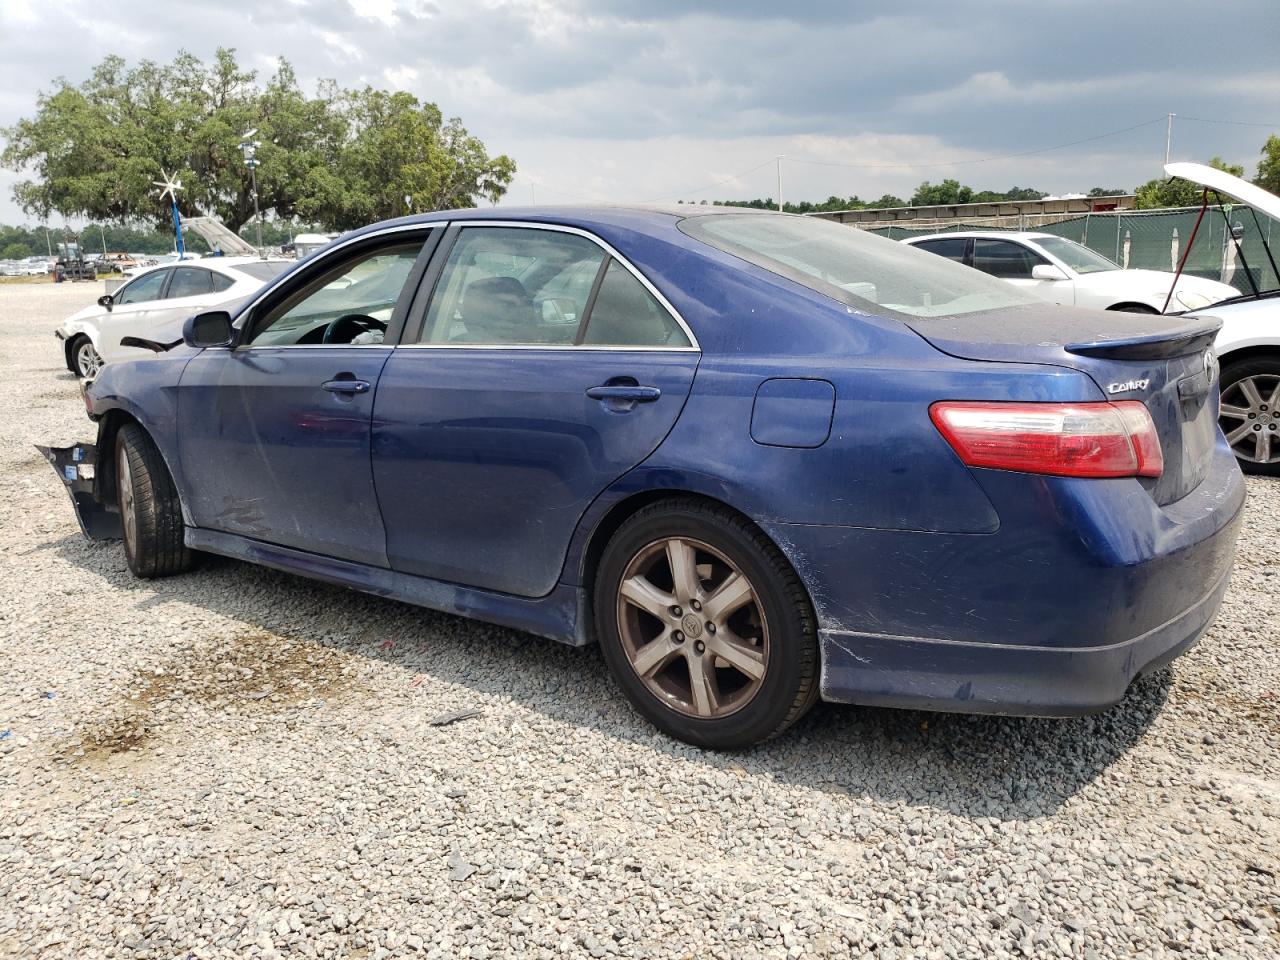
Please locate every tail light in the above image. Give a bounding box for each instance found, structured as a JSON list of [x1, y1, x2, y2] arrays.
[[930, 401, 1163, 479]]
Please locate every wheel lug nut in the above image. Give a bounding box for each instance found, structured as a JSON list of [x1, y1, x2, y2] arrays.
[[694, 641, 705, 654], [673, 631, 684, 643], [670, 605, 682, 618], [706, 622, 716, 634], [691, 599, 701, 611]]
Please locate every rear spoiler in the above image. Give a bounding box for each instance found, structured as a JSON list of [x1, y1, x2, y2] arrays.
[[1065, 318, 1220, 361]]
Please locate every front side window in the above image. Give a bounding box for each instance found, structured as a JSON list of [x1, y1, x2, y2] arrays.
[[420, 227, 605, 345], [248, 242, 424, 346], [972, 239, 1046, 279], [166, 267, 213, 299], [581, 261, 690, 347], [680, 214, 1039, 319], [115, 269, 169, 305]]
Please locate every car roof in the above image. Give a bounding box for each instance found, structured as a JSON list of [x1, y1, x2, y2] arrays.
[[331, 203, 779, 246]]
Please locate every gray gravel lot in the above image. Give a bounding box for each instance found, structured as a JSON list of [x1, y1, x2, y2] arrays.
[[1, 281, 1277, 959]]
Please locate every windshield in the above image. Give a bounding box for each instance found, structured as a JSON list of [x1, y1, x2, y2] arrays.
[[1034, 237, 1119, 275], [679, 214, 1039, 318], [233, 261, 292, 283]]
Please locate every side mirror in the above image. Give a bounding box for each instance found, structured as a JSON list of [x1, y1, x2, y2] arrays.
[[97, 294, 113, 311], [183, 310, 234, 348], [1031, 264, 1069, 282]]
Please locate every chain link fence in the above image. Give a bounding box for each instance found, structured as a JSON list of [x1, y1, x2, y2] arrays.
[[872, 206, 1279, 293]]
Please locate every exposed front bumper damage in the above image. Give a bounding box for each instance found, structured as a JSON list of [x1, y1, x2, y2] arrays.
[[36, 442, 122, 540]]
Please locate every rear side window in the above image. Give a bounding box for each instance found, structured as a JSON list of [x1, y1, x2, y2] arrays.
[[581, 261, 690, 347], [211, 273, 235, 292], [234, 261, 293, 282], [166, 267, 213, 299], [972, 239, 1045, 279], [913, 237, 968, 263]]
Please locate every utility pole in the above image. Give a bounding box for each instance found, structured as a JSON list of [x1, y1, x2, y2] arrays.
[[776, 156, 784, 212], [44, 226, 52, 257], [1165, 113, 1175, 166], [239, 129, 264, 257], [531, 182, 536, 205], [100, 225, 108, 257]]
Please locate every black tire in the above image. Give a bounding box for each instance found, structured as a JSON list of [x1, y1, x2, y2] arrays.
[[1219, 356, 1280, 476], [1107, 303, 1159, 314], [70, 336, 102, 378], [594, 498, 819, 749], [116, 423, 194, 578]]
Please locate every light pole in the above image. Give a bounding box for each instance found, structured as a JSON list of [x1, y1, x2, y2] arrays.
[[776, 155, 784, 212], [1165, 113, 1175, 166], [239, 130, 264, 257]]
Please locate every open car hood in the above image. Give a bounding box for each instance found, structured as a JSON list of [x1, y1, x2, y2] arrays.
[[1165, 161, 1280, 221]]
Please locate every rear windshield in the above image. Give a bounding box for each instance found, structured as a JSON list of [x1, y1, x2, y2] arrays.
[[679, 214, 1039, 318], [233, 261, 293, 283]]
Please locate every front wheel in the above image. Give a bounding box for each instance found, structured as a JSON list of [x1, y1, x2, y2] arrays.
[[1219, 357, 1280, 475], [116, 424, 194, 578], [73, 337, 103, 379], [594, 499, 819, 749]]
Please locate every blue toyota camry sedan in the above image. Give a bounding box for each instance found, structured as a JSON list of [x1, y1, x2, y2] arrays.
[[44, 206, 1245, 748]]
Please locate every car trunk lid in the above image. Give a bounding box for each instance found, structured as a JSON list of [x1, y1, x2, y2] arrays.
[[904, 304, 1222, 505]]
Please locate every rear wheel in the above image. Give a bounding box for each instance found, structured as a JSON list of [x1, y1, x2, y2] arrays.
[[116, 424, 194, 577], [72, 337, 102, 379], [1219, 357, 1280, 475], [594, 499, 818, 749]]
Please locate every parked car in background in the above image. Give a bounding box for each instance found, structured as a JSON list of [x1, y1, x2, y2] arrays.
[[42, 207, 1243, 748], [56, 257, 293, 377], [903, 231, 1238, 314], [1161, 162, 1280, 475]]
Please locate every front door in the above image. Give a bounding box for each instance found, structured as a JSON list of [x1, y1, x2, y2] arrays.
[[973, 238, 1074, 305], [373, 224, 700, 597], [177, 232, 435, 566]]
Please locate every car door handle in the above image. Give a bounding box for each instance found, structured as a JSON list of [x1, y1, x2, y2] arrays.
[[585, 385, 661, 402], [322, 378, 371, 394]]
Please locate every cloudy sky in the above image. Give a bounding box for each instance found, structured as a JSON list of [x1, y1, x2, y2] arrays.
[[1, 0, 1278, 224]]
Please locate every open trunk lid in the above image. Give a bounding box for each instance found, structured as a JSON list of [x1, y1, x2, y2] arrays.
[[905, 303, 1223, 505]]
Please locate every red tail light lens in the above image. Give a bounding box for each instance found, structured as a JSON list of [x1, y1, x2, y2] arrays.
[[930, 400, 1163, 479]]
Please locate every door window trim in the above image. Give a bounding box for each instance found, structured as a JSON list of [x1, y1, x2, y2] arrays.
[[397, 221, 700, 353]]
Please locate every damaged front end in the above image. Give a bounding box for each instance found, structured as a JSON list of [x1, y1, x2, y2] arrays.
[[36, 441, 122, 541]]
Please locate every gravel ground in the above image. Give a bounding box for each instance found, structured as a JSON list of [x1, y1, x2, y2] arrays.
[[1, 281, 1277, 960]]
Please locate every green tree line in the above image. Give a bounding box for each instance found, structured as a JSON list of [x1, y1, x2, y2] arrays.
[[716, 135, 1280, 212], [1, 49, 515, 233]]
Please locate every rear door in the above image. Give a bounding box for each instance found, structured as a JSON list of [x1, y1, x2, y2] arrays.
[[372, 223, 700, 597]]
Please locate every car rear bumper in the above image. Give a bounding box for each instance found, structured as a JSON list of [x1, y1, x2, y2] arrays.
[[816, 551, 1233, 715], [764, 435, 1246, 716]]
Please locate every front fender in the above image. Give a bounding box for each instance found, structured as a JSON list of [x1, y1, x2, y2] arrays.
[[86, 353, 197, 522]]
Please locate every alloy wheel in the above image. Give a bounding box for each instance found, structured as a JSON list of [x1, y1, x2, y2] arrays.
[[616, 536, 769, 719], [76, 341, 103, 379], [1220, 373, 1280, 464], [117, 447, 137, 557]]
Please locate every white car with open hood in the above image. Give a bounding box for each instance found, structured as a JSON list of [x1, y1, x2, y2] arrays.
[[56, 257, 292, 378], [902, 231, 1239, 314], [1163, 161, 1280, 475]]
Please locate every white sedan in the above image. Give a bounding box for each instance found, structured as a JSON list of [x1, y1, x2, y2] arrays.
[[56, 257, 292, 377], [902, 231, 1238, 314]]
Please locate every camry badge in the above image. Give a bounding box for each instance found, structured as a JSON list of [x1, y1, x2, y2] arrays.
[[1107, 379, 1150, 394]]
